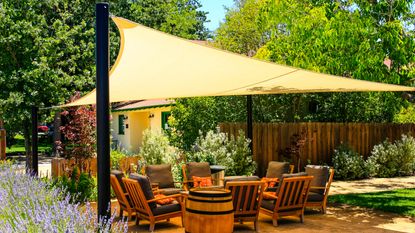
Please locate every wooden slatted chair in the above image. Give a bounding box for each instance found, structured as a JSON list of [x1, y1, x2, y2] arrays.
[[122, 175, 184, 232], [144, 164, 183, 195], [262, 162, 294, 192], [181, 162, 223, 190], [305, 166, 334, 213], [260, 173, 313, 226], [110, 171, 135, 220], [225, 181, 265, 231]]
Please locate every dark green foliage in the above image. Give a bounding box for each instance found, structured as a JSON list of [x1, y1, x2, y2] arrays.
[[0, 0, 208, 152], [52, 167, 95, 203], [329, 188, 415, 217]]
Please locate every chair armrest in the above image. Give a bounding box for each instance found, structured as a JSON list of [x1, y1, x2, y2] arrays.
[[147, 194, 183, 203], [263, 192, 278, 200]]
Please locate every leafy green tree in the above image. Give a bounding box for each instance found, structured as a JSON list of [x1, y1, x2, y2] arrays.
[[0, 0, 96, 156], [214, 0, 268, 55], [129, 0, 209, 39], [0, 0, 208, 156]]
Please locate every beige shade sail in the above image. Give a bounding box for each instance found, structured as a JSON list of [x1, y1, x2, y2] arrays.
[[66, 17, 415, 106]]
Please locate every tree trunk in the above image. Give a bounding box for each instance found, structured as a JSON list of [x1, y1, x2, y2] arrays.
[[52, 110, 61, 156], [23, 121, 32, 171]]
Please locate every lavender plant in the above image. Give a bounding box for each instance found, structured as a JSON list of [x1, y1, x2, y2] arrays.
[[0, 162, 127, 233]]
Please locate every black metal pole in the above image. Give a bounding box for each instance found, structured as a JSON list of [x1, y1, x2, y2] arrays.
[[96, 2, 110, 220], [31, 106, 38, 176], [247, 95, 253, 153]]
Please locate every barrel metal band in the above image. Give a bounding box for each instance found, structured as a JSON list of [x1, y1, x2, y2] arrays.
[[187, 197, 231, 203], [186, 208, 234, 215], [189, 191, 231, 198]]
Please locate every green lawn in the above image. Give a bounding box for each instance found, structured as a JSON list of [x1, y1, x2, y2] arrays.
[[5, 135, 51, 154], [329, 188, 415, 217]]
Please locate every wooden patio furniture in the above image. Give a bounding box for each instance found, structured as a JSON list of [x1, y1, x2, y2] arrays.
[[110, 171, 135, 220], [263, 161, 294, 191], [225, 180, 265, 231], [304, 166, 335, 214], [181, 162, 222, 190], [260, 173, 313, 226], [145, 164, 183, 195], [122, 174, 184, 232]]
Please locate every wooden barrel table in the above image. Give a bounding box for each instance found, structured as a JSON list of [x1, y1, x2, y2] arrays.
[[185, 188, 234, 233]]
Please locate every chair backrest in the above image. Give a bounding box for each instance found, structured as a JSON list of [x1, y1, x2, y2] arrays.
[[266, 161, 290, 179], [182, 162, 211, 188], [305, 165, 331, 195], [274, 175, 313, 212], [122, 177, 154, 217], [145, 164, 175, 189], [225, 181, 265, 219], [110, 174, 131, 209]]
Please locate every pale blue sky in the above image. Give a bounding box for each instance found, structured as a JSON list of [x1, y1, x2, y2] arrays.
[[200, 0, 235, 31]]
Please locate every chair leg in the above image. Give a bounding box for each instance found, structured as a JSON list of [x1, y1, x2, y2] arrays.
[[119, 209, 123, 218], [322, 204, 327, 214], [149, 222, 155, 232], [135, 216, 140, 225], [300, 212, 304, 223], [254, 220, 259, 231], [272, 219, 278, 227]]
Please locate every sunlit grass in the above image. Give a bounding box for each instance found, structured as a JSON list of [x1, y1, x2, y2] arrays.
[[329, 188, 415, 217], [5, 135, 51, 154]]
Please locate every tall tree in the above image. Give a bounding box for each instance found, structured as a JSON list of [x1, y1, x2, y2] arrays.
[[0, 0, 208, 154]]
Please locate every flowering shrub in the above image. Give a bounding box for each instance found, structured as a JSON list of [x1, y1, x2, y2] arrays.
[[140, 129, 184, 181], [140, 129, 172, 165], [367, 135, 415, 177], [332, 144, 368, 180], [225, 130, 256, 176], [0, 162, 127, 232], [189, 130, 256, 176]]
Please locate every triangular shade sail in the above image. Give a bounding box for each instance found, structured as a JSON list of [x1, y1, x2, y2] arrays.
[[67, 17, 415, 106]]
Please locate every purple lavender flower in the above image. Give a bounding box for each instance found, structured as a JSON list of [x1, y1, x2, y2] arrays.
[[0, 162, 128, 233]]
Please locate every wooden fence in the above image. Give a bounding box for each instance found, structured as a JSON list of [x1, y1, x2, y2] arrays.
[[51, 156, 140, 178], [220, 122, 415, 176]]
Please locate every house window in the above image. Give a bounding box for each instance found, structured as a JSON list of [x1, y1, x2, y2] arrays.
[[161, 112, 171, 130], [118, 115, 125, 135]]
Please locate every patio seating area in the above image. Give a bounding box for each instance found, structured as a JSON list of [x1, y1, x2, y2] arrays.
[[116, 202, 414, 233], [107, 162, 334, 232]]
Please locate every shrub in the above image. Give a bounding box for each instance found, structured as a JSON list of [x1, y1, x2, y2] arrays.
[[0, 162, 127, 232], [140, 129, 171, 165], [52, 166, 95, 203], [189, 130, 256, 176], [395, 135, 415, 176], [368, 135, 415, 177], [57, 93, 96, 171], [332, 144, 368, 180], [140, 129, 183, 181], [190, 130, 232, 166], [226, 130, 256, 176]]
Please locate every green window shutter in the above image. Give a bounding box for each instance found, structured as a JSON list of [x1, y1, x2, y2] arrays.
[[118, 115, 125, 135], [161, 112, 171, 130]]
